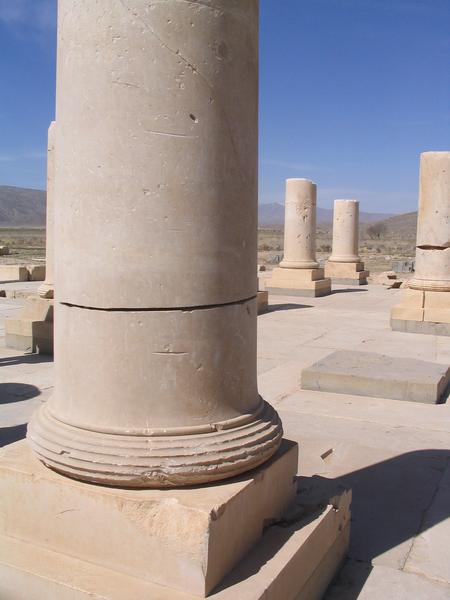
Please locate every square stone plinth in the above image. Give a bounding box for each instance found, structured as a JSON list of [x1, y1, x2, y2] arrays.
[[267, 267, 331, 298], [257, 290, 268, 314], [0, 443, 350, 600], [0, 439, 298, 598], [324, 261, 369, 285], [0, 265, 28, 283], [4, 295, 53, 354], [391, 289, 450, 336], [301, 350, 450, 404]]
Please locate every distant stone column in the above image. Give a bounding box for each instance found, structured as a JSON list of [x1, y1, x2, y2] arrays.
[[325, 199, 369, 285], [328, 199, 360, 263], [280, 178, 319, 269], [28, 0, 282, 487], [391, 151, 450, 335], [38, 121, 56, 299], [268, 178, 331, 297], [408, 152, 450, 292]]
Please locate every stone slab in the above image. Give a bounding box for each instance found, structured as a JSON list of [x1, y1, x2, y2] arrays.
[[0, 476, 350, 600], [257, 290, 268, 314], [326, 561, 450, 600], [301, 350, 450, 404], [329, 277, 368, 285], [391, 318, 450, 337], [0, 265, 28, 283], [0, 439, 297, 597], [404, 459, 450, 585], [268, 277, 331, 298], [325, 262, 369, 285], [4, 295, 53, 354]]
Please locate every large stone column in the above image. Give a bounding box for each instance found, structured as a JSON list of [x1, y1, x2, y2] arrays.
[[38, 121, 56, 300], [391, 151, 450, 335], [268, 178, 331, 297], [4, 123, 55, 354], [325, 199, 369, 285], [28, 0, 282, 488]]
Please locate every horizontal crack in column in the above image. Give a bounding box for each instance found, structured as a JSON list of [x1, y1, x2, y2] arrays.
[[60, 295, 257, 312]]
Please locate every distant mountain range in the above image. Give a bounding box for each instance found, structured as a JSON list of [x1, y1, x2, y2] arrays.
[[0, 186, 46, 227], [0, 186, 409, 234], [259, 202, 394, 227]]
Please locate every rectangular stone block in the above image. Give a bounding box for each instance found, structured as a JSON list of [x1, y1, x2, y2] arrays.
[[27, 264, 46, 281], [390, 306, 424, 321], [0, 440, 298, 597], [4, 296, 53, 354], [257, 290, 268, 314], [301, 350, 450, 404], [267, 268, 331, 298], [324, 262, 369, 285], [0, 265, 28, 282], [391, 319, 450, 337], [0, 465, 351, 600]]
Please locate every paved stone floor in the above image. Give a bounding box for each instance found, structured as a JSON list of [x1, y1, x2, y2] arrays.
[[1, 282, 449, 599]]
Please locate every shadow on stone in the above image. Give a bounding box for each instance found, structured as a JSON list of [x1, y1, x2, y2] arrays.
[[322, 448, 450, 598], [0, 383, 41, 404], [330, 288, 368, 295], [0, 423, 27, 447], [266, 303, 313, 313], [0, 354, 53, 366]]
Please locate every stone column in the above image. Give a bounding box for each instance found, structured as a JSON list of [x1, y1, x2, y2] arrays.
[[329, 199, 360, 263], [408, 152, 450, 292], [4, 122, 55, 353], [28, 0, 282, 488], [280, 178, 319, 269], [325, 199, 369, 285], [38, 121, 56, 299], [268, 178, 331, 297], [391, 151, 450, 335]]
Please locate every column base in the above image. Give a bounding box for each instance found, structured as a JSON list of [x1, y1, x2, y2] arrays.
[[390, 288, 450, 336], [267, 267, 331, 298], [4, 295, 53, 354], [0, 440, 351, 599], [257, 290, 268, 314], [324, 261, 369, 285], [28, 400, 282, 488]]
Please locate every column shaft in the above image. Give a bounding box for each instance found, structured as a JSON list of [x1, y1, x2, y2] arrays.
[[38, 122, 56, 299], [28, 0, 281, 488], [329, 199, 360, 263], [409, 152, 450, 291], [280, 178, 319, 269]]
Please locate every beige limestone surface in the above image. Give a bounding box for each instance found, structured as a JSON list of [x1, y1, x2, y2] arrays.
[[4, 295, 53, 355], [0, 440, 298, 597], [54, 0, 258, 309], [325, 261, 369, 284], [279, 178, 319, 269], [2, 280, 450, 599], [409, 152, 450, 293], [328, 199, 360, 263], [38, 122, 55, 300], [29, 0, 282, 488]]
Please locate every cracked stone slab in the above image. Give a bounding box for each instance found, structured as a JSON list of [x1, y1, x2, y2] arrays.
[[301, 350, 450, 404]]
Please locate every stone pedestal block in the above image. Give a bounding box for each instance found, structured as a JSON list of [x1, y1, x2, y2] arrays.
[[4, 295, 53, 354], [391, 288, 450, 336], [268, 267, 331, 297], [0, 440, 298, 598], [257, 290, 268, 314], [325, 261, 369, 285], [0, 265, 28, 283], [0, 440, 351, 600]]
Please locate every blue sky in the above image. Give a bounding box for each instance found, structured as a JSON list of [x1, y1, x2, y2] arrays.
[[0, 0, 448, 214]]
